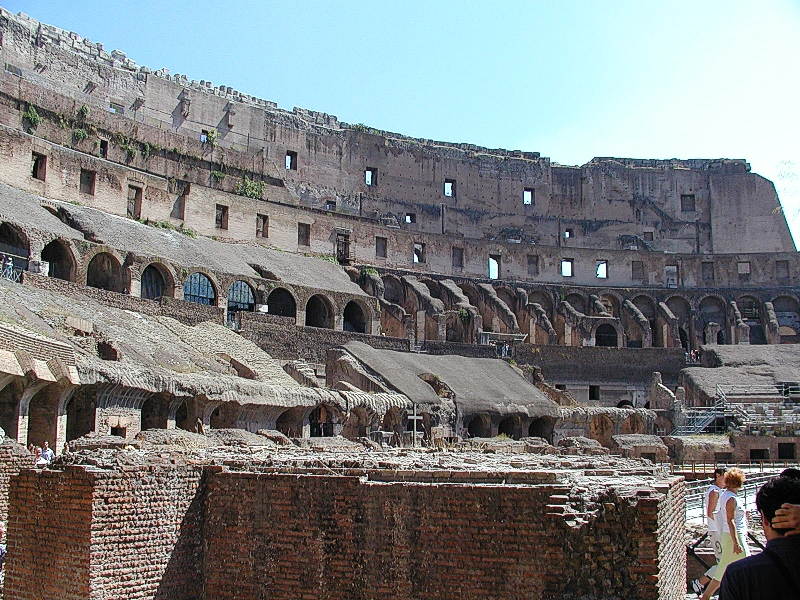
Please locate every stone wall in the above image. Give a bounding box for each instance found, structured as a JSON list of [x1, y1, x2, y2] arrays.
[[0, 439, 32, 523], [21, 271, 224, 325], [239, 313, 410, 362], [421, 340, 498, 358]]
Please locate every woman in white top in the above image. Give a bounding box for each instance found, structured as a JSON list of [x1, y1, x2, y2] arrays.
[[700, 467, 750, 600], [693, 468, 727, 594]]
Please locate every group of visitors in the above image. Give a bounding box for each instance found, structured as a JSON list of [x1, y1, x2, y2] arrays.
[[685, 349, 701, 364], [692, 467, 800, 599], [27, 440, 54, 466]]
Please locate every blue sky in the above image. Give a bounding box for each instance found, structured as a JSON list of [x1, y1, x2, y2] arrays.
[[5, 0, 800, 240]]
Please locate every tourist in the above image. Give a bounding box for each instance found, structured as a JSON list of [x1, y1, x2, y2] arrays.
[[700, 468, 749, 600], [719, 474, 800, 599], [33, 446, 47, 467], [771, 468, 800, 532], [40, 440, 54, 462], [692, 467, 726, 595], [0, 520, 6, 592]]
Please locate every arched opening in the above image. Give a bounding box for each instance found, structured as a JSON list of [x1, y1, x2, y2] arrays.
[[27, 386, 59, 449], [210, 403, 239, 429], [140, 394, 169, 431], [595, 324, 618, 347], [382, 275, 403, 305], [774, 296, 800, 343], [529, 291, 553, 318], [0, 380, 21, 439], [66, 387, 96, 442], [599, 295, 620, 318], [564, 293, 586, 314], [41, 239, 76, 282], [700, 296, 727, 344], [528, 416, 555, 442], [140, 264, 167, 300], [633, 295, 657, 336], [737, 296, 765, 345], [466, 414, 491, 438], [309, 404, 341, 437], [496, 288, 517, 314], [0, 222, 29, 277], [621, 413, 646, 434], [305, 294, 333, 329], [276, 407, 304, 438], [678, 328, 689, 350], [343, 300, 367, 333], [589, 414, 614, 447], [183, 272, 216, 305], [87, 252, 124, 293], [267, 288, 296, 318], [421, 279, 443, 301], [342, 407, 372, 438], [498, 415, 519, 439], [174, 400, 192, 431], [227, 280, 256, 325]]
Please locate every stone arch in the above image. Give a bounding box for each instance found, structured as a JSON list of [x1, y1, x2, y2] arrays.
[[594, 323, 619, 347], [141, 263, 174, 300], [633, 294, 656, 322], [465, 413, 491, 438], [343, 300, 367, 333], [420, 278, 443, 302], [86, 251, 125, 293], [498, 415, 521, 440], [0, 378, 22, 440], [27, 385, 60, 448], [66, 386, 95, 442], [183, 272, 218, 306], [41, 239, 77, 282], [495, 287, 518, 314], [382, 275, 404, 305], [527, 416, 555, 443], [700, 295, 728, 344], [457, 283, 481, 310], [227, 280, 256, 324], [140, 393, 170, 430], [210, 403, 241, 429], [666, 295, 693, 349], [305, 294, 334, 329], [737, 294, 765, 344], [529, 290, 553, 318], [589, 414, 614, 447], [654, 414, 673, 436], [599, 293, 621, 318], [275, 406, 306, 438], [309, 403, 343, 437], [0, 222, 30, 273], [173, 399, 194, 431], [342, 406, 374, 438], [564, 292, 586, 314], [772, 295, 800, 341], [621, 413, 646, 434], [267, 287, 297, 318]]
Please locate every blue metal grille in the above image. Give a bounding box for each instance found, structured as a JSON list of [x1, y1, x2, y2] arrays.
[[183, 272, 216, 305]]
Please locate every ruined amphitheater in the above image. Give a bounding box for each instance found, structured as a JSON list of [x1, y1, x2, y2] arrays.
[[0, 8, 796, 600]]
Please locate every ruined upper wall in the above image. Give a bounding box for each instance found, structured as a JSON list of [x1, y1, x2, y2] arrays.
[[0, 8, 794, 255]]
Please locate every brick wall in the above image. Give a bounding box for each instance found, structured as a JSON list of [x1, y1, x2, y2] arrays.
[[0, 440, 32, 522], [239, 314, 410, 362], [5, 463, 205, 600], [515, 344, 687, 387], [203, 471, 686, 600]]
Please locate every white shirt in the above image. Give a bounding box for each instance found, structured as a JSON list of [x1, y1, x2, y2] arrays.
[[704, 483, 722, 531], [717, 489, 747, 535]]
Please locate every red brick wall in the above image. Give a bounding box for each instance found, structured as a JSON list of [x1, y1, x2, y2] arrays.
[[203, 472, 687, 600], [0, 441, 34, 522]]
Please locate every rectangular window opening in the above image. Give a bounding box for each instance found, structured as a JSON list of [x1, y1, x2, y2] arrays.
[[375, 236, 387, 258], [452, 247, 464, 269], [110, 426, 126, 438], [561, 258, 574, 277], [632, 260, 645, 283], [127, 185, 143, 219], [200, 130, 209, 143], [109, 102, 125, 115], [413, 243, 426, 264], [776, 260, 789, 280], [285, 150, 298, 170], [489, 254, 501, 280], [664, 264, 678, 288], [563, 228, 573, 239], [701, 262, 715, 283], [31, 152, 46, 181], [215, 204, 229, 230], [523, 188, 534, 206], [256, 214, 269, 238], [365, 168, 377, 186], [4, 63, 22, 77], [778, 443, 796, 460], [588, 385, 600, 401], [298, 222, 311, 246], [555, 384, 566, 391], [443, 179, 455, 197], [79, 169, 96, 195], [749, 448, 769, 460], [99, 140, 108, 158], [526, 255, 539, 277], [595, 260, 608, 279], [680, 194, 696, 212], [405, 213, 416, 224], [643, 231, 654, 242], [325, 200, 336, 211]]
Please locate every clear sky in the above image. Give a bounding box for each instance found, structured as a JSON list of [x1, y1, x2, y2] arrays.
[[4, 0, 800, 241]]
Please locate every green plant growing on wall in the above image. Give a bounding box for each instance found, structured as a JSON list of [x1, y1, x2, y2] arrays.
[[350, 123, 369, 133], [211, 170, 226, 183], [22, 104, 42, 132], [358, 267, 379, 287], [458, 307, 471, 326], [142, 142, 154, 160], [235, 175, 266, 199], [77, 104, 90, 120], [204, 128, 219, 146], [72, 128, 88, 142]]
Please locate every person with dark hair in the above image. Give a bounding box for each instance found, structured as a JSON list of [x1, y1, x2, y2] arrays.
[[719, 475, 800, 599], [692, 467, 727, 595], [771, 468, 800, 532]]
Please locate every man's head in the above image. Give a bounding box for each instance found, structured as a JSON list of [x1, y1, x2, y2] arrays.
[[714, 467, 726, 486], [757, 475, 800, 537], [43, 441, 49, 449]]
